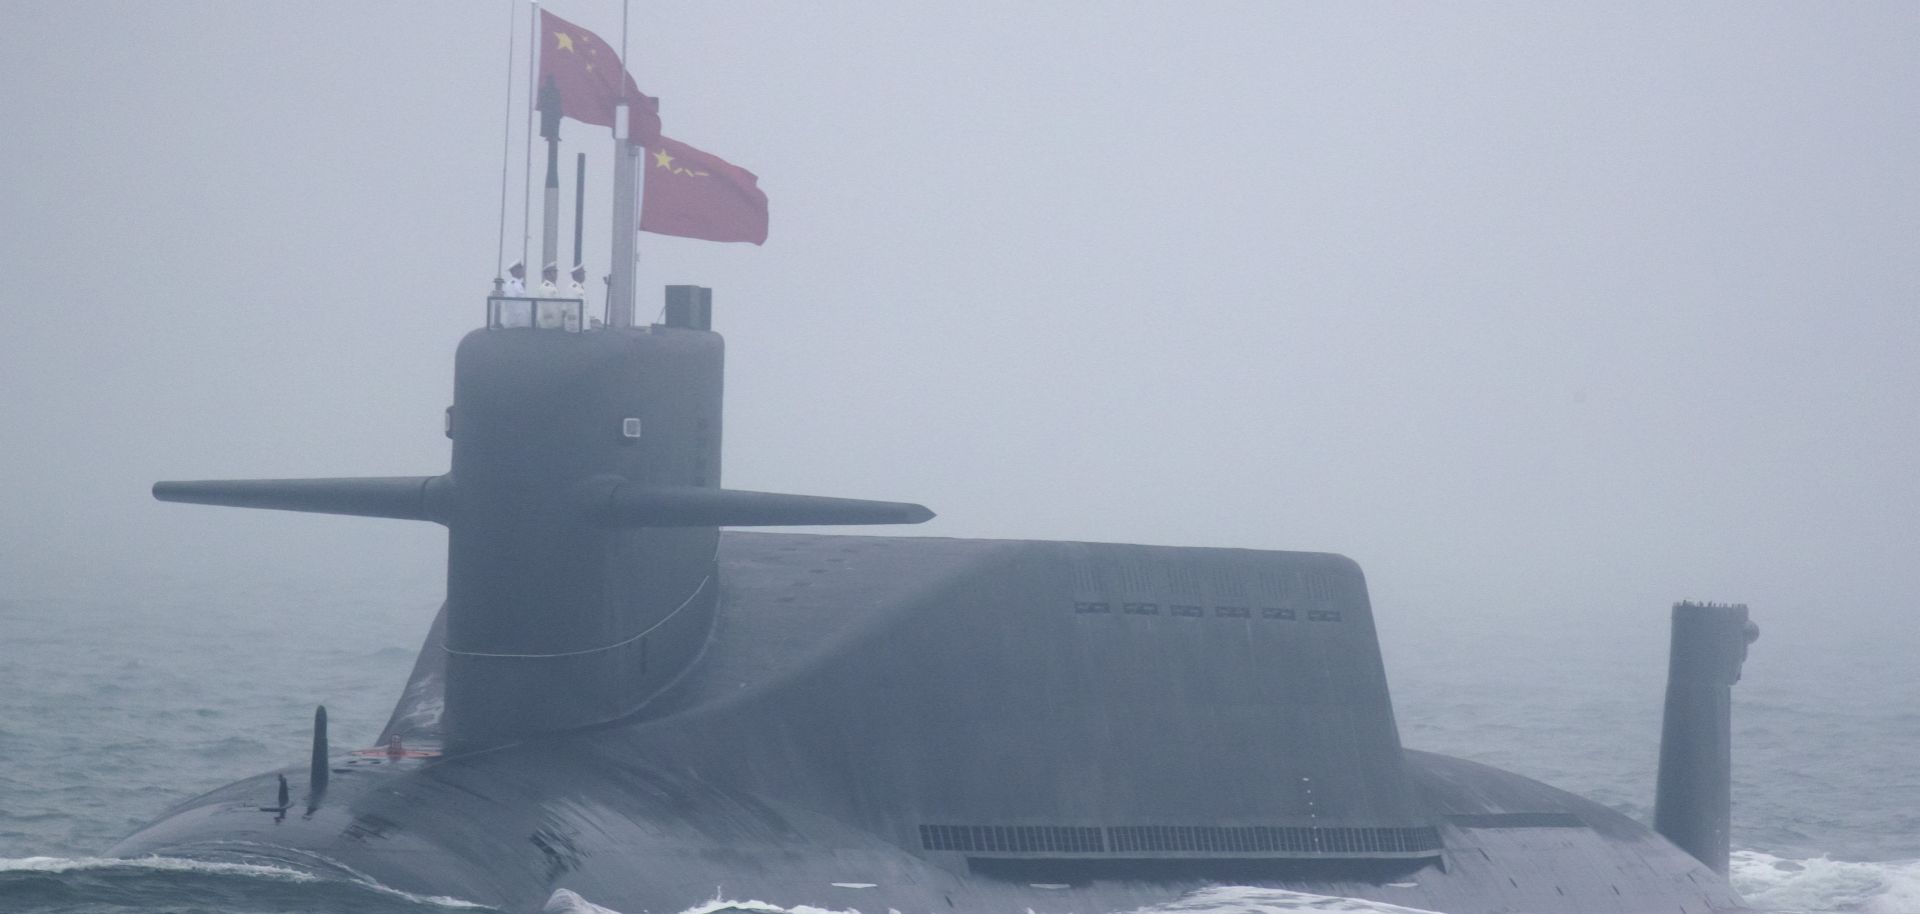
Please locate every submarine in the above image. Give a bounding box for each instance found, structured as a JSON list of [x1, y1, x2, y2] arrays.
[[116, 285, 1764, 913], [115, 62, 1766, 914]]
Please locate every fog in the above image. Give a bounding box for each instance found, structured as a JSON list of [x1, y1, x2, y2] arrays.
[[2, 2, 1914, 670]]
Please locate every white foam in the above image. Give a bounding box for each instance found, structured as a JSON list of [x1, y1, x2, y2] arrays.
[[566, 883, 1445, 914], [675, 892, 865, 914], [548, 888, 627, 914], [312, 856, 491, 908], [1731, 850, 1920, 914], [352, 879, 491, 909], [1124, 885, 1446, 914], [0, 855, 318, 881]]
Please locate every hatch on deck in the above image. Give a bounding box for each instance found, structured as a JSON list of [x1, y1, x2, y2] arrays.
[[487, 295, 583, 332]]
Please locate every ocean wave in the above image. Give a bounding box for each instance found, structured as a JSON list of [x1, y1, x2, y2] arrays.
[[0, 854, 491, 913], [0, 855, 320, 881], [1731, 850, 1920, 913]]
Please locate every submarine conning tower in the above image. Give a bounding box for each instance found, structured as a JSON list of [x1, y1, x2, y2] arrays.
[[442, 293, 726, 747], [152, 287, 934, 752]]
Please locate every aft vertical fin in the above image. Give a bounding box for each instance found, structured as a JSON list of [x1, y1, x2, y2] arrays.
[[307, 705, 329, 813], [1653, 601, 1759, 874]]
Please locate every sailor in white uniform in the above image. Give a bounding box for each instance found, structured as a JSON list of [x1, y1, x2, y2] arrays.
[[562, 264, 590, 332], [536, 262, 564, 328], [495, 260, 532, 327]]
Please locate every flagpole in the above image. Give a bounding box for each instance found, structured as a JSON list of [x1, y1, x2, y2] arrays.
[[493, 0, 516, 289], [625, 0, 648, 315], [520, 0, 540, 275], [632, 136, 649, 314], [633, 0, 656, 316], [539, 75, 561, 287]]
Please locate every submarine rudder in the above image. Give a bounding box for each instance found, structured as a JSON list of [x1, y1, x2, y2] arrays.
[[1653, 599, 1759, 875]]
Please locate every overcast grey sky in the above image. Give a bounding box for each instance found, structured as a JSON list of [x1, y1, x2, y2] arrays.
[[2, 3, 1914, 663]]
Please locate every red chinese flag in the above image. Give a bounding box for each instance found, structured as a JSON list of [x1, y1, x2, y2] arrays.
[[640, 137, 770, 245], [538, 10, 661, 143]]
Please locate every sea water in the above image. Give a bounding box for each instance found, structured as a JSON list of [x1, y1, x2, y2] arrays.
[[2, 564, 1914, 913]]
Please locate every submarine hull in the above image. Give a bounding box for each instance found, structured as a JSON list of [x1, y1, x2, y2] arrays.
[[114, 532, 1748, 914], [111, 742, 1743, 914]]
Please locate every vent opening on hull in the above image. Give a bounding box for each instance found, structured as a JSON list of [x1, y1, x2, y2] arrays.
[[922, 825, 1106, 854], [921, 824, 1442, 859], [1445, 812, 1585, 828], [966, 855, 1433, 886]]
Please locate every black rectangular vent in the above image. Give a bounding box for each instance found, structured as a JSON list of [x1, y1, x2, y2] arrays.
[[1074, 601, 1112, 614], [663, 285, 713, 329], [1445, 812, 1585, 828], [1170, 604, 1204, 618], [1262, 608, 1297, 620], [1215, 606, 1251, 619], [920, 824, 1105, 854], [1307, 610, 1343, 622], [1122, 602, 1160, 615], [1108, 825, 1439, 855], [921, 824, 1442, 858]]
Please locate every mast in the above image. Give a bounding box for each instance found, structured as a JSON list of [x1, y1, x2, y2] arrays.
[[538, 76, 562, 287], [607, 112, 640, 328], [492, 0, 517, 291], [520, 1, 539, 276], [606, 0, 644, 329], [572, 152, 586, 273]]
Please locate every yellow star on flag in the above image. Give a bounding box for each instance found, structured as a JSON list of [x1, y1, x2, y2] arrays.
[[653, 149, 674, 168], [554, 32, 575, 52]]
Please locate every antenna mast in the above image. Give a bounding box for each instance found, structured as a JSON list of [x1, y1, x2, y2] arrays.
[[538, 75, 562, 285], [605, 0, 644, 328], [520, 1, 540, 276], [572, 152, 586, 273], [492, 0, 516, 288]]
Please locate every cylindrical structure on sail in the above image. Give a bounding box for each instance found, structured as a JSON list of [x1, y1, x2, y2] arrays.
[[542, 140, 560, 283], [573, 152, 586, 273], [538, 76, 562, 288], [607, 124, 641, 327]]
